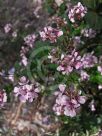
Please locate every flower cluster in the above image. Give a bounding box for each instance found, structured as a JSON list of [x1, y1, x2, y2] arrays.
[[14, 76, 40, 103], [68, 2, 87, 23], [81, 28, 96, 38], [57, 50, 83, 75], [0, 90, 7, 107], [24, 34, 36, 48], [40, 26, 63, 43], [57, 50, 97, 75], [4, 23, 18, 38], [53, 84, 86, 117], [81, 53, 97, 68]]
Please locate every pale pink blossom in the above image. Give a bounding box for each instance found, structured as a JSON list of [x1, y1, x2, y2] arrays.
[[81, 53, 98, 68], [81, 28, 96, 38], [14, 77, 40, 103], [80, 70, 90, 81], [53, 84, 86, 117], [64, 99, 79, 117], [68, 2, 87, 23], [4, 23, 12, 33], [58, 84, 66, 93], [57, 50, 83, 75], [57, 50, 97, 75], [24, 34, 36, 48], [12, 31, 17, 38], [18, 76, 29, 85], [40, 26, 63, 43]]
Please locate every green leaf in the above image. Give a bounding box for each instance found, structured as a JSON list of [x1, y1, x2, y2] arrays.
[[82, 0, 97, 9], [85, 11, 102, 29], [90, 72, 102, 84]]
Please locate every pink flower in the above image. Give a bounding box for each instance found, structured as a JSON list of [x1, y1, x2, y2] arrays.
[[14, 77, 40, 103], [68, 2, 87, 23], [80, 70, 89, 81], [76, 95, 86, 104], [53, 84, 86, 117], [12, 31, 17, 38], [57, 65, 65, 71], [64, 99, 79, 117], [0, 90, 7, 107], [59, 84, 66, 92], [4, 23, 12, 33], [81, 28, 96, 38], [18, 76, 29, 85], [40, 26, 63, 43], [24, 34, 36, 48], [81, 53, 97, 68], [57, 50, 83, 75], [57, 50, 97, 76]]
